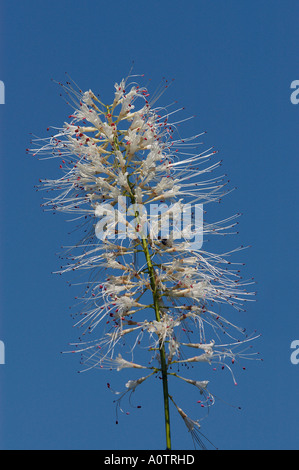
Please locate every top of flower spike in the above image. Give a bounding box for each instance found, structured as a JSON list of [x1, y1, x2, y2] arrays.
[[30, 74, 226, 221]]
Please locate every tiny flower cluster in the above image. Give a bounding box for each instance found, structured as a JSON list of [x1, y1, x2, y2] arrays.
[[30, 74, 258, 449]]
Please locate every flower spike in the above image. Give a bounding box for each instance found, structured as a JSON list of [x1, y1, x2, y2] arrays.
[[30, 73, 259, 450]]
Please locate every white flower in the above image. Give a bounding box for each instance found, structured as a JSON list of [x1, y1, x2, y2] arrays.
[[181, 341, 215, 353], [113, 79, 126, 104], [125, 376, 148, 391], [129, 107, 146, 130], [172, 352, 214, 365], [119, 87, 138, 118], [170, 398, 210, 450], [82, 90, 94, 106], [115, 354, 146, 371]]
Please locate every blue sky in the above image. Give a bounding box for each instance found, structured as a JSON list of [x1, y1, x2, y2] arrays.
[[0, 0, 299, 450]]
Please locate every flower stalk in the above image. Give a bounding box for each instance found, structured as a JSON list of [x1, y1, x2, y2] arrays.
[[141, 234, 171, 450], [130, 176, 171, 449]]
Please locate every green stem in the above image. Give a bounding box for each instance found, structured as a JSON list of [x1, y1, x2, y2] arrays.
[[141, 236, 171, 450], [126, 168, 171, 450]]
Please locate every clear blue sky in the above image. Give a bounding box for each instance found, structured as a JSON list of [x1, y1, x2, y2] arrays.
[[0, 0, 298, 450]]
